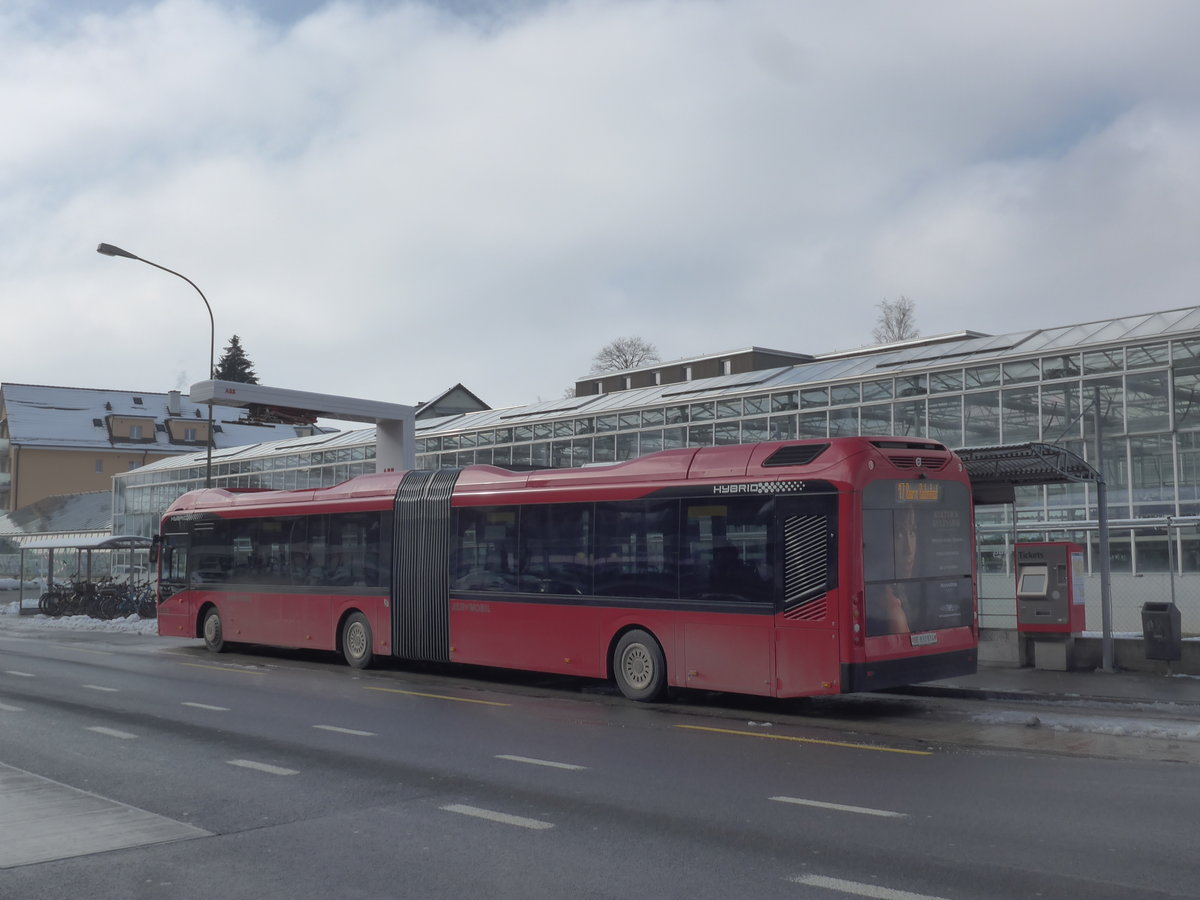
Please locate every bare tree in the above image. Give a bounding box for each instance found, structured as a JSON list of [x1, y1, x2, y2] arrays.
[[590, 336, 661, 373], [873, 296, 919, 344]]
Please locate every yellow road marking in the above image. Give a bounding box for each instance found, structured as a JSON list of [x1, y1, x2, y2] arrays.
[[179, 662, 266, 676], [365, 686, 510, 707], [673, 724, 932, 755]]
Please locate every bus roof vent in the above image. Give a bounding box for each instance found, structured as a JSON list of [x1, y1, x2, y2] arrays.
[[762, 443, 829, 468]]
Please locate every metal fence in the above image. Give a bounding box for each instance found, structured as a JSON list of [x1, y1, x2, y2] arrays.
[[978, 519, 1200, 635]]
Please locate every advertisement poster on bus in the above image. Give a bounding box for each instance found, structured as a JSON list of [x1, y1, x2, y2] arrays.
[[862, 480, 973, 637]]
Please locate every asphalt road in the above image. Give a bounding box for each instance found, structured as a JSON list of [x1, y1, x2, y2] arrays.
[[1, 630, 1198, 899]]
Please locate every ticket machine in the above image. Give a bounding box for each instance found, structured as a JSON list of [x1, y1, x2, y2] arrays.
[[1015, 541, 1086, 634]]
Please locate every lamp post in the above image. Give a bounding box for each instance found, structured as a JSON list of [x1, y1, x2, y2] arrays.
[[96, 243, 215, 488]]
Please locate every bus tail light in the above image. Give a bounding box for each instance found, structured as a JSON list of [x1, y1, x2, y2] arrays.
[[851, 590, 864, 646]]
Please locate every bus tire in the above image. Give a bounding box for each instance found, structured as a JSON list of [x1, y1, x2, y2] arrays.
[[613, 629, 666, 701], [202, 607, 225, 653], [342, 612, 374, 670]]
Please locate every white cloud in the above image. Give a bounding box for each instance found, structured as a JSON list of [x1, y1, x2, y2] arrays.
[[2, 0, 1200, 409]]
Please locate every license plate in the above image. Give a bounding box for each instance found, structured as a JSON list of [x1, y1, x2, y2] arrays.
[[910, 632, 938, 647]]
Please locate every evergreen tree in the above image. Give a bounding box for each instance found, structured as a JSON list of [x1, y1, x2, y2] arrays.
[[214, 334, 259, 384]]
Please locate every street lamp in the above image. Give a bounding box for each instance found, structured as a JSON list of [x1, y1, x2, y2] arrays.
[[96, 243, 216, 488]]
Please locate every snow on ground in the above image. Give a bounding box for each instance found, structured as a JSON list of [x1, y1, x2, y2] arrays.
[[0, 599, 158, 635], [970, 708, 1200, 741]]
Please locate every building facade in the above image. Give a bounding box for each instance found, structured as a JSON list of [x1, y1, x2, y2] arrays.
[[0, 383, 324, 516], [113, 305, 1200, 631]]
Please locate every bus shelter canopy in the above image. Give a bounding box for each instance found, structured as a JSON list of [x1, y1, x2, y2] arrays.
[[19, 535, 153, 551], [956, 442, 1101, 505]]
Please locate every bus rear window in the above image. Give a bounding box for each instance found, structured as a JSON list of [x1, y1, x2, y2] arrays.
[[862, 480, 972, 636]]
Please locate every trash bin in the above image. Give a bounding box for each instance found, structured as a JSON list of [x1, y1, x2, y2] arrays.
[[1141, 602, 1182, 661]]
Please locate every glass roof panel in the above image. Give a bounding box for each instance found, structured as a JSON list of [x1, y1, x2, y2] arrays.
[[660, 368, 783, 397]]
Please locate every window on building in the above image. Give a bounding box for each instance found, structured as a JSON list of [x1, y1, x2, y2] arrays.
[[830, 384, 860, 406], [963, 391, 1000, 445], [964, 364, 1001, 389], [1041, 354, 1081, 380], [773, 391, 801, 411], [1174, 364, 1200, 431], [1001, 387, 1040, 443], [95, 459, 104, 473], [929, 370, 963, 393], [1002, 360, 1040, 385], [896, 375, 927, 397], [927, 395, 963, 448], [860, 404, 891, 435], [1084, 348, 1123, 374], [1126, 343, 1168, 370], [1081, 377, 1125, 438], [1130, 435, 1175, 509], [797, 411, 828, 438], [861, 379, 893, 402], [1125, 371, 1170, 433], [893, 399, 926, 437], [716, 399, 741, 419], [829, 407, 859, 437], [1041, 382, 1083, 442]]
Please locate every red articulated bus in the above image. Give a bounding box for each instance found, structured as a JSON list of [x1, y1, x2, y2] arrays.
[[155, 437, 977, 700]]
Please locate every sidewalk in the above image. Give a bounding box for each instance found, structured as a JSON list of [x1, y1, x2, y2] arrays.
[[898, 663, 1200, 707]]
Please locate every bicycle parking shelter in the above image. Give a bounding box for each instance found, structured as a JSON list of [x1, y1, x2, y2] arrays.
[[16, 535, 152, 615]]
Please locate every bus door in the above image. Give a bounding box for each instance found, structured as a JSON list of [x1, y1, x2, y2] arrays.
[[678, 496, 775, 696], [772, 492, 841, 696], [156, 529, 193, 638], [158, 531, 189, 602]]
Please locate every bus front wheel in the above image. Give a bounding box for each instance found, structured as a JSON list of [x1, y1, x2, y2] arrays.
[[202, 608, 225, 654], [342, 612, 374, 669], [613, 629, 666, 701]]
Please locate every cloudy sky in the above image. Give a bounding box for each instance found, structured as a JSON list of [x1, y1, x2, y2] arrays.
[[3, 0, 1199, 414]]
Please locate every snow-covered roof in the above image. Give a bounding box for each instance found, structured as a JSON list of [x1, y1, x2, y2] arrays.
[[0, 490, 112, 537], [0, 383, 325, 453]]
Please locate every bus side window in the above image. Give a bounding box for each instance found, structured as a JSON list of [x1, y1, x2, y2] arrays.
[[683, 498, 773, 602], [453, 507, 518, 591]]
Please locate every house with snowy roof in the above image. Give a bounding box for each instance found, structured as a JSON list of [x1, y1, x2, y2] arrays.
[[0, 383, 328, 515]]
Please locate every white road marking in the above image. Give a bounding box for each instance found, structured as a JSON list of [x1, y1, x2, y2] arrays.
[[313, 725, 376, 737], [182, 702, 229, 711], [82, 684, 119, 692], [0, 702, 24, 712], [5, 671, 35, 677], [789, 874, 952, 900], [771, 796, 906, 818], [441, 803, 554, 830], [496, 754, 587, 771], [227, 759, 299, 776], [86, 727, 137, 740]]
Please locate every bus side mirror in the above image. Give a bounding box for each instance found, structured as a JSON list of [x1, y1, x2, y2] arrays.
[[149, 535, 160, 564]]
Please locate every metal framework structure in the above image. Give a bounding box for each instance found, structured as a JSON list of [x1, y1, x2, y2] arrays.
[[957, 442, 1114, 671]]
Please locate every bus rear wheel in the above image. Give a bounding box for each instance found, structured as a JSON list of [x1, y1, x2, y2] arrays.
[[342, 612, 374, 669], [202, 607, 225, 653], [613, 629, 666, 701]]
